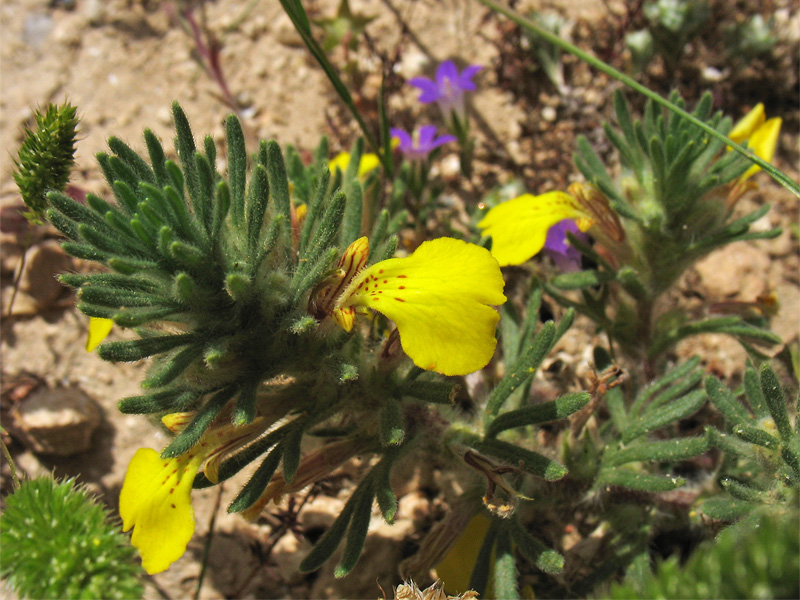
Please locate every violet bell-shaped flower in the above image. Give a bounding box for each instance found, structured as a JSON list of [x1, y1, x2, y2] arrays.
[[543, 219, 587, 273], [409, 60, 482, 123], [390, 125, 456, 161]]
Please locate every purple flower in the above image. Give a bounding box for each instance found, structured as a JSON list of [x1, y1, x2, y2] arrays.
[[390, 125, 457, 161], [543, 219, 587, 272], [409, 60, 482, 119]]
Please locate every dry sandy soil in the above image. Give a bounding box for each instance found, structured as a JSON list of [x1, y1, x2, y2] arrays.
[[1, 0, 798, 598]]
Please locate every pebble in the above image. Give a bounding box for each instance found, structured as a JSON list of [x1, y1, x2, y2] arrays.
[[23, 13, 53, 50], [398, 491, 431, 528], [10, 386, 101, 456], [298, 496, 345, 530], [273, 12, 304, 47], [271, 533, 312, 584], [542, 105, 558, 122], [18, 239, 73, 307], [396, 48, 430, 79], [695, 243, 771, 299]]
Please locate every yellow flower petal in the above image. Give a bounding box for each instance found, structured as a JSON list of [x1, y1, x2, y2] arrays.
[[436, 513, 493, 594], [740, 117, 782, 181], [329, 151, 381, 179], [358, 153, 380, 178], [86, 317, 113, 352], [119, 448, 202, 574], [478, 192, 589, 267], [728, 103, 766, 144], [329, 151, 350, 174], [308, 236, 370, 321], [338, 238, 506, 376]]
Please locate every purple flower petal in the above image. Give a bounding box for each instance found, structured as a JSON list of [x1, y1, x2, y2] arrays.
[[435, 60, 459, 88], [544, 219, 579, 255], [417, 125, 438, 150], [430, 133, 457, 149], [543, 219, 586, 272], [458, 64, 483, 91], [408, 77, 440, 103], [390, 128, 413, 152]]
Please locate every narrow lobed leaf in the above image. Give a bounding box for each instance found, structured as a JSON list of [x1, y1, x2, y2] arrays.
[[97, 333, 196, 362], [334, 475, 375, 578], [603, 436, 709, 468], [487, 392, 591, 437], [487, 321, 556, 417], [760, 364, 794, 443], [622, 389, 706, 443], [475, 438, 567, 481], [227, 446, 284, 513], [161, 386, 237, 458]]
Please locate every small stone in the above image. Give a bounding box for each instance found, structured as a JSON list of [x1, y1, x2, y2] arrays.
[[695, 244, 771, 299], [23, 13, 54, 50], [84, 0, 106, 26], [439, 154, 461, 179], [299, 496, 346, 530], [11, 386, 101, 456], [395, 48, 430, 79], [19, 240, 73, 307], [273, 12, 304, 47], [272, 532, 312, 584], [702, 66, 726, 82], [542, 105, 558, 122], [398, 491, 430, 528]]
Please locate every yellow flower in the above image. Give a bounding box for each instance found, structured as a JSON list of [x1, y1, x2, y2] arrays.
[[329, 151, 381, 179], [119, 413, 264, 574], [478, 183, 623, 267], [728, 103, 782, 182], [311, 237, 507, 376], [435, 512, 493, 594], [85, 317, 113, 352]]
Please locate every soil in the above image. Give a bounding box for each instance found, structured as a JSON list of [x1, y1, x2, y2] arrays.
[[1, 1, 798, 598]]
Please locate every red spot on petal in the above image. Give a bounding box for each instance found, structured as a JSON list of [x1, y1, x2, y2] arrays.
[[171, 503, 176, 509], [397, 275, 407, 278], [172, 469, 178, 475], [398, 286, 405, 289], [170, 488, 175, 494], [372, 297, 380, 301], [383, 280, 387, 283], [379, 269, 384, 274], [395, 297, 405, 302]]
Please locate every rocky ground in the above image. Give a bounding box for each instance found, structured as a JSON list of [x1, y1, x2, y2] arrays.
[[1, 0, 798, 598]]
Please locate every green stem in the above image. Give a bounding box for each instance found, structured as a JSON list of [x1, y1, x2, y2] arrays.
[[477, 0, 800, 199], [278, 0, 392, 176], [5, 230, 33, 319], [194, 484, 224, 600], [1, 430, 21, 489]]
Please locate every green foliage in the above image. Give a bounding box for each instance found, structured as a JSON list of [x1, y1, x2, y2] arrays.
[[625, 0, 710, 71], [13, 102, 79, 221], [313, 0, 376, 52], [0, 477, 143, 599], [703, 363, 799, 520], [45, 104, 419, 574], [586, 356, 711, 494], [723, 14, 776, 61], [521, 11, 571, 91], [543, 90, 783, 364], [604, 510, 799, 599]]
